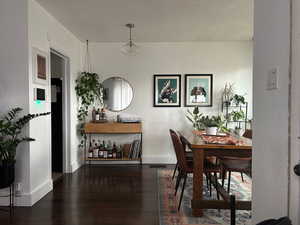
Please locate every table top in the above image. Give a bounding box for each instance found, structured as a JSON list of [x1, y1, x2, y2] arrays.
[[179, 130, 252, 150]]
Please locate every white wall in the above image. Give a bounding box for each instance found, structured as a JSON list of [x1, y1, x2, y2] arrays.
[[25, 0, 82, 205], [0, 0, 32, 206], [290, 0, 300, 224], [253, 0, 290, 223], [89, 42, 253, 163]]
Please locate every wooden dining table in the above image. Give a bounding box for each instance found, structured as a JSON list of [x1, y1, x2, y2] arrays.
[[179, 130, 252, 217]]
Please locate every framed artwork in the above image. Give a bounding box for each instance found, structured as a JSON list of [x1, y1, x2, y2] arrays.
[[32, 47, 49, 85], [184, 74, 213, 107], [153, 74, 181, 107]]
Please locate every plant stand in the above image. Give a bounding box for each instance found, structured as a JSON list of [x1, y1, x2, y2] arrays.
[[0, 183, 15, 218]]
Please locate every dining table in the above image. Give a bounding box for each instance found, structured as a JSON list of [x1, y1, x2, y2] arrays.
[[179, 130, 252, 217]]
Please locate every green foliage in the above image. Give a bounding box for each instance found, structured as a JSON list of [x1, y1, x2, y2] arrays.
[[230, 110, 245, 122], [75, 72, 103, 148], [186, 106, 204, 131], [232, 94, 245, 105], [199, 115, 224, 128], [0, 108, 50, 165]]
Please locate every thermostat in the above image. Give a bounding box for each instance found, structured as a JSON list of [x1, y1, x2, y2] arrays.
[[34, 88, 46, 101]]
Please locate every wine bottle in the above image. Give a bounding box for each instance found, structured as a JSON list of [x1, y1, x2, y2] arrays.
[[112, 142, 117, 158], [92, 107, 96, 122], [88, 141, 93, 158]]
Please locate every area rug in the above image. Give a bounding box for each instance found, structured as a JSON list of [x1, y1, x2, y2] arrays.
[[158, 169, 252, 225]]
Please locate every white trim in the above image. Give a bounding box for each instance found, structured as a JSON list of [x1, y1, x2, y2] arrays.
[[50, 49, 71, 174], [0, 179, 52, 206], [142, 155, 176, 164], [70, 160, 83, 173]]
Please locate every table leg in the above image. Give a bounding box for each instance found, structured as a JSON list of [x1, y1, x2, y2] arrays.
[[192, 149, 204, 216]]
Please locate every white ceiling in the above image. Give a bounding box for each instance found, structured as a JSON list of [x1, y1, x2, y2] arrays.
[[36, 0, 253, 42]]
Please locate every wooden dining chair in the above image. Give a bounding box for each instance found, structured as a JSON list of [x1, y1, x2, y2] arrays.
[[169, 129, 220, 210], [220, 129, 252, 193]]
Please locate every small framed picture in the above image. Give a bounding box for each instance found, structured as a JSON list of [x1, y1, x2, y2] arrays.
[[32, 47, 49, 85], [184, 74, 213, 107], [153, 74, 181, 107]]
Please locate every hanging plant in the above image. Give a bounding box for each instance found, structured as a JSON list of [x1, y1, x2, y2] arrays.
[[75, 72, 103, 147]]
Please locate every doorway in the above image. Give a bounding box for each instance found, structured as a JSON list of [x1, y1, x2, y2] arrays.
[[50, 49, 69, 183]]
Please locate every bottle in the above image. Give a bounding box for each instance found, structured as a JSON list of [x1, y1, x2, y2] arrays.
[[98, 140, 104, 158], [112, 142, 117, 158], [93, 142, 99, 158], [95, 109, 100, 121], [92, 107, 96, 122], [88, 141, 93, 158], [116, 144, 122, 158], [102, 140, 108, 159]]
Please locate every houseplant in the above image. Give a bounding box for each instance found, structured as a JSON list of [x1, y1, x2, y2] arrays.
[[222, 83, 234, 106], [200, 115, 224, 135], [75, 72, 103, 147], [0, 108, 50, 188], [232, 94, 246, 106], [186, 106, 205, 130]]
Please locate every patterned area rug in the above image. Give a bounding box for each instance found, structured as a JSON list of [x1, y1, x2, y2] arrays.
[[158, 169, 252, 225]]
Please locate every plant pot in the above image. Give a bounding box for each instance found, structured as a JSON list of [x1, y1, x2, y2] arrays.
[[0, 163, 15, 189], [206, 127, 218, 135]]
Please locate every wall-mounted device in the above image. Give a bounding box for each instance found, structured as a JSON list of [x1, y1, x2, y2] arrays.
[[34, 88, 46, 101]]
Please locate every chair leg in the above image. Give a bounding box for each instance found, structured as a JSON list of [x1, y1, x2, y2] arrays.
[[209, 173, 212, 196], [178, 174, 187, 211], [205, 173, 209, 191], [175, 170, 182, 196], [227, 171, 232, 193], [222, 170, 226, 187], [240, 172, 244, 182], [172, 162, 178, 180], [214, 172, 220, 200]]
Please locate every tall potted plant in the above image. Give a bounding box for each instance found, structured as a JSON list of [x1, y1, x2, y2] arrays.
[[0, 108, 50, 188]]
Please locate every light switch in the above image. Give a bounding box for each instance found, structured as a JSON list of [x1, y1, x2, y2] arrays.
[[267, 67, 279, 90]]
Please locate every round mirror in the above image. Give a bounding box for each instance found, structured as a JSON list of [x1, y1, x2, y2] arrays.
[[102, 77, 133, 112]]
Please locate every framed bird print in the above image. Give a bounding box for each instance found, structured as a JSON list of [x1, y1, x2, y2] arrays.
[[153, 74, 181, 107], [184, 74, 213, 107]]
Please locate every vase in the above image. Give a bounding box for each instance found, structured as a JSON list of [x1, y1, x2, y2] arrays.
[[0, 162, 15, 189], [206, 127, 218, 135]]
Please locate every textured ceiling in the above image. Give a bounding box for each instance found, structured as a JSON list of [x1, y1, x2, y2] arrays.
[[36, 0, 253, 42]]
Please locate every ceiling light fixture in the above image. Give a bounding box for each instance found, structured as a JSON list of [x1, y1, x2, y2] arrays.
[[121, 23, 139, 55]]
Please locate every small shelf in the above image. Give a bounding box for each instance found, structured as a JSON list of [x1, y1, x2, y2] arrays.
[[86, 157, 141, 161], [84, 122, 142, 134]]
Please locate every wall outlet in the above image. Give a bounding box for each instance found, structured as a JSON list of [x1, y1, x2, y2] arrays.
[[266, 67, 279, 90], [15, 182, 22, 196]]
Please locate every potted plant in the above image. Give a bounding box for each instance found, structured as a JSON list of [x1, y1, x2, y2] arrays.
[[200, 115, 224, 135], [222, 83, 234, 106], [0, 108, 50, 188], [186, 106, 205, 131], [232, 94, 246, 106], [230, 110, 245, 122]]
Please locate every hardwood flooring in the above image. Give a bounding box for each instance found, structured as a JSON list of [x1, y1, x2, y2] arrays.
[[0, 165, 160, 225]]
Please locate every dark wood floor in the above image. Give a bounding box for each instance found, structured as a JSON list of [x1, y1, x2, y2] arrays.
[[0, 165, 161, 225]]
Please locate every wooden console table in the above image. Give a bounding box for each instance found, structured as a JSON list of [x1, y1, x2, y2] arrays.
[[84, 122, 143, 164]]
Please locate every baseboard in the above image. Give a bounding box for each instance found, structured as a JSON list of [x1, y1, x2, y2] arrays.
[[142, 155, 176, 164], [0, 179, 53, 206], [70, 160, 83, 173]]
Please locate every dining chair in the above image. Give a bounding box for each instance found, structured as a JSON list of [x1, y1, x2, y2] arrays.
[[169, 129, 220, 210], [220, 129, 252, 193]]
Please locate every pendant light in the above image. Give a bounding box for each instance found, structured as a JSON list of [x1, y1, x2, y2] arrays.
[[121, 23, 139, 55]]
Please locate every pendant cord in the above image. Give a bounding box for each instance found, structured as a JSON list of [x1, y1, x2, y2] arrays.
[[84, 40, 92, 72]]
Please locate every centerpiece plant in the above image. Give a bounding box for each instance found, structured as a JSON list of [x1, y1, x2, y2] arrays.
[[0, 108, 50, 188], [75, 72, 103, 147]]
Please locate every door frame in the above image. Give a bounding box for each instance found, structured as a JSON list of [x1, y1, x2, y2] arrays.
[[50, 48, 71, 173]]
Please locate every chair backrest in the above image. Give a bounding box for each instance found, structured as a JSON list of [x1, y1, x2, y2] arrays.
[[169, 129, 189, 172], [243, 129, 252, 139]]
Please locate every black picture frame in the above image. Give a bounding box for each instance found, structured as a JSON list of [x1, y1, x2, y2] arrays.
[[184, 74, 213, 107], [153, 74, 181, 107]]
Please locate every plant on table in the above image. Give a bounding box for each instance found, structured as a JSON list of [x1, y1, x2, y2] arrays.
[[186, 106, 204, 130], [0, 108, 50, 188]]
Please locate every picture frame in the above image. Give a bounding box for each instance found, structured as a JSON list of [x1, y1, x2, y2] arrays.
[[32, 47, 49, 86], [184, 74, 213, 107], [153, 74, 181, 107]]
